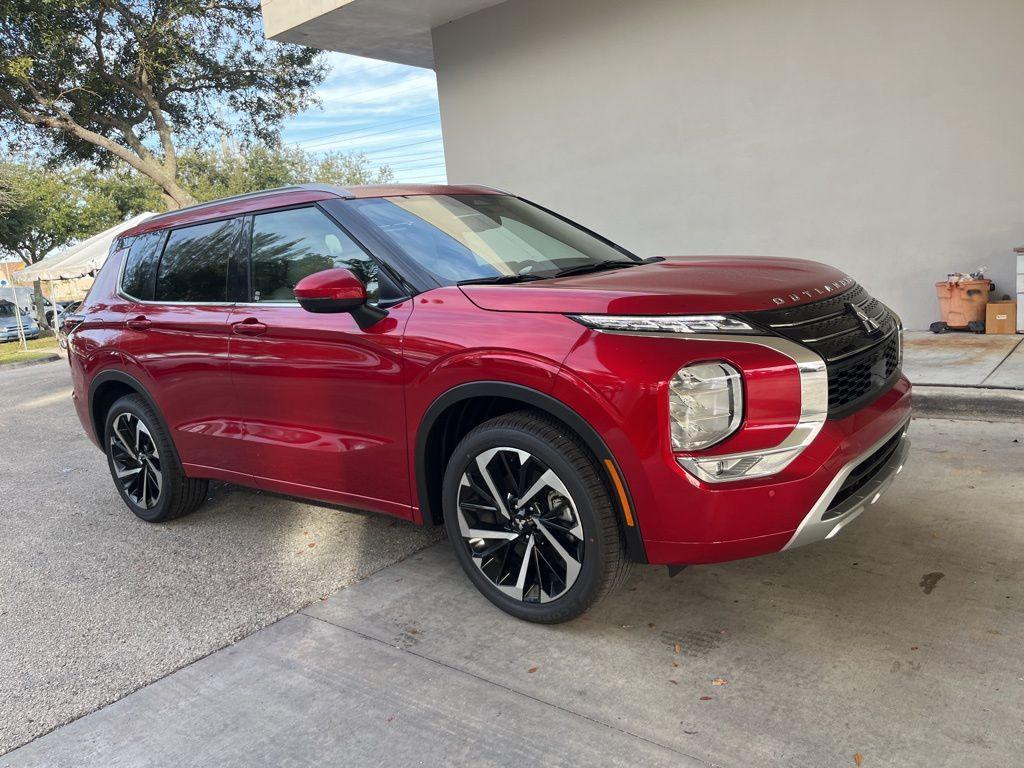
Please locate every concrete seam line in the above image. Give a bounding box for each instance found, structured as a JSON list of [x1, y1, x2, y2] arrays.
[[300, 612, 720, 768], [980, 337, 1024, 385]]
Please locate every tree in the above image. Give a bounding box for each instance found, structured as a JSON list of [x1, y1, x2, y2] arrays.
[[177, 144, 394, 202], [0, 158, 147, 265], [0, 163, 16, 211], [0, 0, 327, 209], [312, 152, 396, 187]]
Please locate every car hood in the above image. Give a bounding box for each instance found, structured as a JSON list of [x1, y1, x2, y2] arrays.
[[457, 256, 855, 315]]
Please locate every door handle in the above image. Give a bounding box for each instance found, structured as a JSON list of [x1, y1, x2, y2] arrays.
[[232, 318, 268, 336], [126, 316, 152, 331]]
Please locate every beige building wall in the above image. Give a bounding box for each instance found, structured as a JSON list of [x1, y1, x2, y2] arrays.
[[433, 0, 1024, 329]]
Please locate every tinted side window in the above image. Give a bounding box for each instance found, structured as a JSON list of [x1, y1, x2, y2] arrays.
[[155, 219, 237, 302], [121, 232, 165, 300], [250, 207, 379, 302]]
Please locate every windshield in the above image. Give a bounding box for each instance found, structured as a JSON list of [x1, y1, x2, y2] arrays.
[[350, 194, 639, 284], [0, 303, 21, 318]]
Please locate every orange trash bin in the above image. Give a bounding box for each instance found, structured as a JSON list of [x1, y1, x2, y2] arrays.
[[933, 277, 993, 332]]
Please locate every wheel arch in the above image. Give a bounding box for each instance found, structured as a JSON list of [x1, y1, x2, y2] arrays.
[[88, 371, 177, 458], [415, 381, 647, 563]]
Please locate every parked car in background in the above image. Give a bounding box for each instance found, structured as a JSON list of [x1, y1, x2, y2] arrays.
[[56, 302, 83, 349], [0, 300, 40, 343], [66, 184, 911, 623], [42, 297, 78, 328], [57, 300, 81, 322]]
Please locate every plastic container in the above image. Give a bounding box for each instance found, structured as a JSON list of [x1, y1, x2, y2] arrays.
[[933, 278, 993, 331]]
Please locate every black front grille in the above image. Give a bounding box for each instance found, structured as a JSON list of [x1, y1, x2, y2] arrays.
[[739, 284, 901, 419], [824, 428, 904, 517]]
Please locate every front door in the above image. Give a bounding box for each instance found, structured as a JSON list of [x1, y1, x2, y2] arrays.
[[227, 205, 413, 518]]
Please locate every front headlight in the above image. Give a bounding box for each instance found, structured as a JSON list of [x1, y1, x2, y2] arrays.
[[669, 362, 743, 451], [569, 314, 758, 334]]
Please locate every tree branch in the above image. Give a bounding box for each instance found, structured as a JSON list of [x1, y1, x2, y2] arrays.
[[0, 86, 178, 195]]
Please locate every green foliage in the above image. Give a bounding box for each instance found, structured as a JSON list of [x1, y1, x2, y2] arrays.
[[0, 0, 328, 206], [178, 145, 395, 203], [0, 144, 393, 265], [0, 158, 155, 264], [81, 165, 164, 217]]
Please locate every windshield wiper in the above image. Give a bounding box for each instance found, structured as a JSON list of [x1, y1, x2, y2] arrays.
[[457, 273, 547, 286], [550, 260, 644, 279]]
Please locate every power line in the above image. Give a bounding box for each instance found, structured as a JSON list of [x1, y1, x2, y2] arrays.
[[382, 159, 447, 171], [294, 112, 437, 146], [360, 136, 447, 155], [365, 146, 446, 162], [374, 155, 445, 168], [306, 136, 443, 159], [379, 153, 446, 167], [297, 113, 440, 149]]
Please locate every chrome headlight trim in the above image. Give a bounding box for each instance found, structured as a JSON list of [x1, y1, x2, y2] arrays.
[[669, 334, 829, 483], [575, 328, 829, 483]]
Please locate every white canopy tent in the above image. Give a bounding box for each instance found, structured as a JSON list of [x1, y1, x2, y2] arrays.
[[16, 212, 157, 283]]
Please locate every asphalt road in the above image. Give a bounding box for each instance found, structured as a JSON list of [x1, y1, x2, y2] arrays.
[[0, 359, 440, 755]]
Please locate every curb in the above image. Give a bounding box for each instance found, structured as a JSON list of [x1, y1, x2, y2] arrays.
[[0, 353, 61, 370], [912, 385, 1024, 422]]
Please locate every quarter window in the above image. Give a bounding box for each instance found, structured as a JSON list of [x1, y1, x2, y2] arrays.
[[155, 219, 238, 302], [121, 231, 165, 300], [249, 207, 379, 302]]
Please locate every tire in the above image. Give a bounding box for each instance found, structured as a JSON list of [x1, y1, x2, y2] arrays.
[[103, 393, 208, 523], [441, 410, 631, 623]]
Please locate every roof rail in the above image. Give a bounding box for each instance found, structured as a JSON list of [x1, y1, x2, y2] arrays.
[[145, 183, 354, 223]]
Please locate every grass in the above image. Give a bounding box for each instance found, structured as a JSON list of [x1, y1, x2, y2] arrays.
[[0, 335, 61, 367]]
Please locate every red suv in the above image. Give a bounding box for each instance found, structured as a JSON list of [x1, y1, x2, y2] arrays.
[[67, 184, 911, 622]]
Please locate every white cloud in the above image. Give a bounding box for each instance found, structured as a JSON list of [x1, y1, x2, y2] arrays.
[[282, 52, 447, 183]]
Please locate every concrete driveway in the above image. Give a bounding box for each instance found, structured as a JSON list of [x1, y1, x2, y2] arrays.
[[2, 361, 1023, 767], [0, 361, 440, 756]]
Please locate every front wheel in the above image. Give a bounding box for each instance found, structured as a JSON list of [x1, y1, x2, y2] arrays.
[[441, 411, 630, 623]]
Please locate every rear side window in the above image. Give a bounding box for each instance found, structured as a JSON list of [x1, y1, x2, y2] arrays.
[[249, 207, 380, 302], [120, 232, 165, 300], [155, 219, 238, 302]]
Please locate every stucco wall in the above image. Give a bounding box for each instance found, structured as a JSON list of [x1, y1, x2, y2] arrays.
[[433, 0, 1024, 329]]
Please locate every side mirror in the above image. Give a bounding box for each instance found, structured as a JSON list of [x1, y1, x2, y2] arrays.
[[293, 268, 387, 329]]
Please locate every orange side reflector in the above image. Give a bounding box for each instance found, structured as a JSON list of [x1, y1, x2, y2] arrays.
[[603, 459, 635, 527]]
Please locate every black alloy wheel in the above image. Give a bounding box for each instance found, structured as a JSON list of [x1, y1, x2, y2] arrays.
[[104, 394, 208, 522], [442, 411, 631, 623]]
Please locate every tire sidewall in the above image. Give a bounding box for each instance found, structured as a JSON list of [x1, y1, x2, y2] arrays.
[[442, 421, 609, 622], [104, 395, 175, 522]]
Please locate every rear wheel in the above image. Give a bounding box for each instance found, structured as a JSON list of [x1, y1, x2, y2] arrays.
[[442, 411, 630, 623], [104, 394, 208, 522]]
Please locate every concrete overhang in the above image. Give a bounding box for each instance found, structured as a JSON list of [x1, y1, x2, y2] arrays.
[[261, 0, 506, 68]]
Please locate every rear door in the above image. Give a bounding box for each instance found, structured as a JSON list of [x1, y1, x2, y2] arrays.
[[227, 204, 413, 518], [118, 217, 249, 479]]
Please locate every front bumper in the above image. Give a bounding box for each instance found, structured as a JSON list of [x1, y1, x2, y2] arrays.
[[783, 416, 910, 550], [636, 376, 912, 565], [0, 328, 39, 341]]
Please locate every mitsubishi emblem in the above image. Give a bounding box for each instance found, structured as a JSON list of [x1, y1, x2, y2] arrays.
[[848, 302, 882, 336]]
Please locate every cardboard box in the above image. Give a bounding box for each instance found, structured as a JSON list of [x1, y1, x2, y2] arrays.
[[985, 300, 1017, 334]]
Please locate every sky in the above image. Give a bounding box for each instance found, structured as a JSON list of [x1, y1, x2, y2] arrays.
[[281, 52, 446, 184]]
